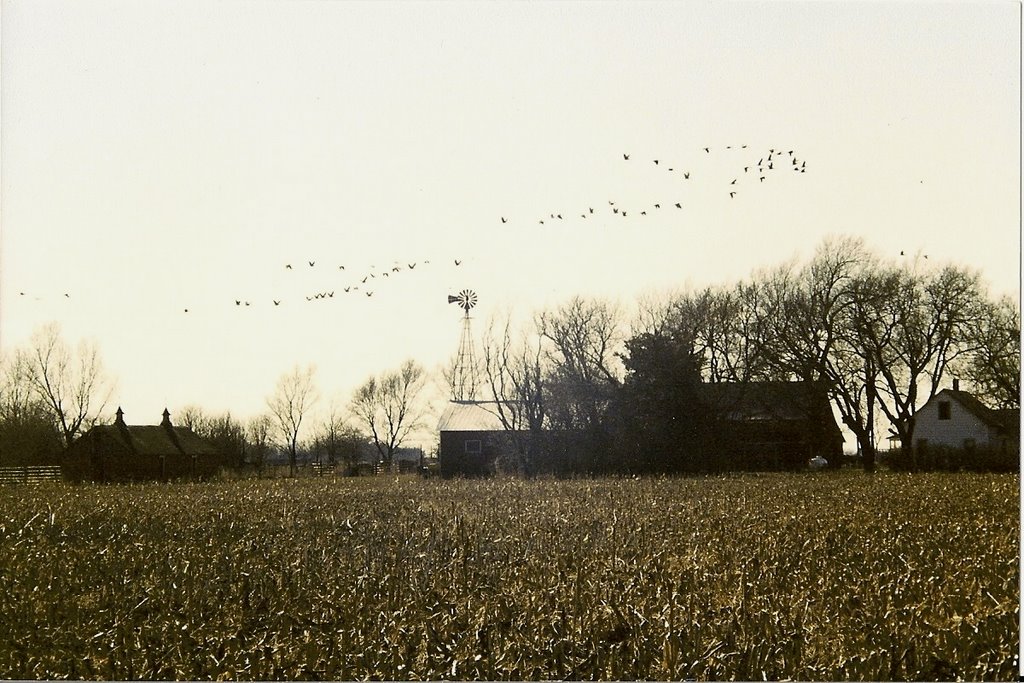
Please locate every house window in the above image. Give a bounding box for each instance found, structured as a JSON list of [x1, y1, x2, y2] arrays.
[[938, 401, 951, 420], [465, 439, 482, 454]]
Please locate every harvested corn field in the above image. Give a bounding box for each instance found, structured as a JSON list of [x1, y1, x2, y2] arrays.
[[0, 472, 1017, 680]]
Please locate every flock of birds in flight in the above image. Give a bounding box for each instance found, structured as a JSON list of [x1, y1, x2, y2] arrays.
[[193, 258, 465, 313], [21, 143, 911, 315], [500, 145, 808, 226]]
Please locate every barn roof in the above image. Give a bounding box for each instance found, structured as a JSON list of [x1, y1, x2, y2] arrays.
[[84, 409, 219, 457], [437, 401, 509, 432]]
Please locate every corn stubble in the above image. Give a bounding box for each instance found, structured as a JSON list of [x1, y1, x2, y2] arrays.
[[0, 473, 1017, 680]]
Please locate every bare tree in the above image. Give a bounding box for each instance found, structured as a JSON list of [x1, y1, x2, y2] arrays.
[[959, 294, 1020, 409], [311, 404, 365, 475], [479, 312, 547, 474], [245, 414, 275, 476], [0, 352, 62, 466], [16, 323, 116, 447], [350, 359, 426, 471], [757, 237, 883, 470], [857, 263, 984, 458], [267, 365, 319, 477], [538, 296, 625, 434]]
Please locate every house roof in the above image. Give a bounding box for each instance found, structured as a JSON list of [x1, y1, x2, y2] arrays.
[[940, 389, 1020, 436], [701, 381, 844, 442], [437, 401, 509, 432], [701, 381, 833, 419]]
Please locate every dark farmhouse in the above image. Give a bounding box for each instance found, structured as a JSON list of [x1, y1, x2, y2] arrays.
[[64, 408, 222, 482], [702, 381, 844, 469], [437, 381, 843, 476]]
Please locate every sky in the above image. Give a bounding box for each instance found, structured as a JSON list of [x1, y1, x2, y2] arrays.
[[1, 1, 1019, 446]]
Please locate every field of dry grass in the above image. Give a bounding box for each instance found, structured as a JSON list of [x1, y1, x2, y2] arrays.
[[0, 471, 1017, 680]]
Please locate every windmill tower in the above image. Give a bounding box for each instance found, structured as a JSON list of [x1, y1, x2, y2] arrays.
[[447, 289, 478, 401]]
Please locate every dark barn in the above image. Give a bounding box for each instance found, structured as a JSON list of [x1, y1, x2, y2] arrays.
[[64, 408, 222, 482]]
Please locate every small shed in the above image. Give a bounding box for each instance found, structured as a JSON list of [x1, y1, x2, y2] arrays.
[[437, 401, 517, 476], [64, 408, 222, 482]]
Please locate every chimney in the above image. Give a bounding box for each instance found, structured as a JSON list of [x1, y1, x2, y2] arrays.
[[115, 407, 125, 427], [161, 408, 172, 428], [953, 378, 960, 392]]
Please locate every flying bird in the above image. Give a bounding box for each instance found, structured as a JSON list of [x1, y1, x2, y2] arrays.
[[308, 261, 315, 267], [730, 179, 737, 185], [653, 160, 659, 165], [703, 147, 709, 153], [683, 172, 690, 179], [339, 265, 345, 270], [285, 264, 292, 269], [623, 153, 630, 160], [366, 291, 374, 297], [273, 300, 280, 306], [408, 263, 416, 269], [501, 217, 507, 224], [344, 287, 351, 292], [235, 300, 241, 306], [454, 260, 462, 266], [729, 192, 736, 198], [674, 203, 682, 209], [654, 204, 660, 209]]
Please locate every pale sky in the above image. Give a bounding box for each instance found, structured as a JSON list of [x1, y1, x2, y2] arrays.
[[1, 1, 1019, 441]]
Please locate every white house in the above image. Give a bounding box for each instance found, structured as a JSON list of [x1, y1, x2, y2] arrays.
[[911, 383, 1019, 454]]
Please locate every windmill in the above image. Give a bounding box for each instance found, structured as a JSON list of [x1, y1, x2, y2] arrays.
[[447, 289, 479, 401]]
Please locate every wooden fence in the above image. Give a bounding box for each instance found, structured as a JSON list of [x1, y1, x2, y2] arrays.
[[0, 465, 63, 485]]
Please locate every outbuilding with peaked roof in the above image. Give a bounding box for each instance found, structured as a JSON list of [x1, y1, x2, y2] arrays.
[[436, 401, 514, 476], [63, 408, 223, 482]]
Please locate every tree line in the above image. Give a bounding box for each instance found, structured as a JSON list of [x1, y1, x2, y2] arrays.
[[1, 235, 1018, 475], [0, 323, 432, 476], [466, 236, 1018, 474]]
